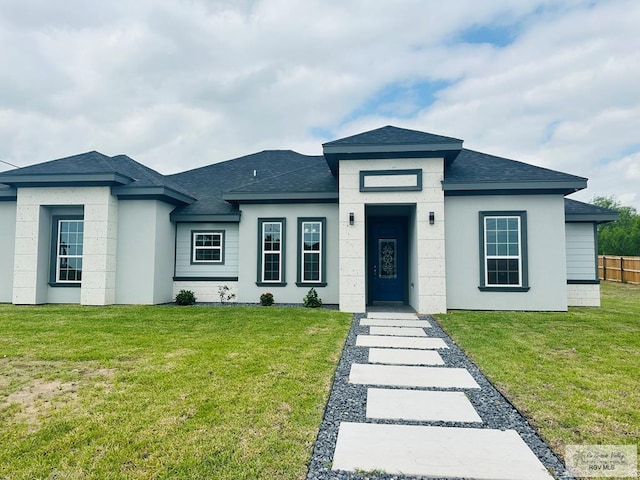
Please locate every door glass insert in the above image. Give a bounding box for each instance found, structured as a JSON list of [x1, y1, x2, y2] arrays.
[[378, 239, 397, 279]]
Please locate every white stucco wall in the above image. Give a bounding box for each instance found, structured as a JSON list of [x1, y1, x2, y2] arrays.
[[12, 187, 118, 305], [0, 201, 16, 302], [445, 194, 568, 311], [236, 203, 339, 305], [339, 158, 446, 314], [115, 200, 175, 304]]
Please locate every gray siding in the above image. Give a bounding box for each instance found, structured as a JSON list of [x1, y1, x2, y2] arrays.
[[237, 203, 339, 305], [445, 195, 568, 311], [115, 200, 175, 304], [174, 222, 239, 278], [0, 202, 16, 302], [565, 223, 597, 280]]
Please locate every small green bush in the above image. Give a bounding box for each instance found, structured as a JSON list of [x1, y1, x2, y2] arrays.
[[303, 288, 322, 308], [260, 292, 274, 306], [175, 290, 196, 306]]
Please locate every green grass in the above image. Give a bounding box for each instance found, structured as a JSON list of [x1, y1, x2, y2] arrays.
[[0, 305, 351, 479], [437, 281, 640, 465]]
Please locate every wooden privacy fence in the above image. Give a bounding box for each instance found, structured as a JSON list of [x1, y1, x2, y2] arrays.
[[598, 256, 640, 284]]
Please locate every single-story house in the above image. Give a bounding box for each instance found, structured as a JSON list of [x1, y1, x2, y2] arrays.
[[0, 126, 618, 312]]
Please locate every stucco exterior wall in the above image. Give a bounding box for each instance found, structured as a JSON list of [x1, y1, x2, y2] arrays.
[[236, 203, 339, 305], [0, 201, 16, 302], [445, 194, 568, 311], [115, 200, 175, 304], [338, 158, 446, 314], [12, 187, 118, 305]]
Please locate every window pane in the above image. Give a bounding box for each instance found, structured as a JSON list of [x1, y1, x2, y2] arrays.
[[487, 258, 520, 285], [57, 220, 84, 283], [303, 252, 320, 281], [264, 253, 280, 281]]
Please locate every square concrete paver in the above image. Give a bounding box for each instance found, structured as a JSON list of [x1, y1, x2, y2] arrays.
[[366, 312, 418, 320], [349, 363, 480, 389], [332, 423, 553, 480], [366, 388, 482, 422], [369, 326, 427, 337], [368, 348, 444, 365], [356, 335, 448, 350], [360, 318, 432, 328]]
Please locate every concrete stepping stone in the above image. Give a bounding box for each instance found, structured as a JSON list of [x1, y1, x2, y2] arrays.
[[332, 422, 553, 480], [349, 364, 480, 389], [366, 388, 482, 422], [360, 318, 432, 328], [366, 312, 418, 320], [356, 334, 448, 350], [368, 348, 444, 366], [369, 326, 427, 337]]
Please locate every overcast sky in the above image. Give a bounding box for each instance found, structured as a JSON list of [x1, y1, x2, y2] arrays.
[[0, 0, 638, 208]]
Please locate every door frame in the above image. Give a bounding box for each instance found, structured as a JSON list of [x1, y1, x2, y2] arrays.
[[366, 214, 409, 305]]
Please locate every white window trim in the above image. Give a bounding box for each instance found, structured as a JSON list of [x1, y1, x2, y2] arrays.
[[56, 219, 84, 284], [261, 221, 282, 283], [192, 231, 224, 264], [484, 215, 522, 287], [301, 221, 322, 283]]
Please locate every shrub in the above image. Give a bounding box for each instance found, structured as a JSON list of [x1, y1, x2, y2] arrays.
[[260, 292, 274, 306], [175, 290, 196, 306], [218, 285, 236, 305], [303, 288, 322, 308]]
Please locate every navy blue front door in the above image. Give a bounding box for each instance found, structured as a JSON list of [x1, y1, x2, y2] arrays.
[[368, 218, 407, 303]]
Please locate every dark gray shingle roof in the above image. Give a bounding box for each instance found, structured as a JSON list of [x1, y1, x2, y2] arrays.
[[169, 150, 334, 217], [445, 149, 587, 184], [565, 198, 619, 222], [323, 125, 462, 146]]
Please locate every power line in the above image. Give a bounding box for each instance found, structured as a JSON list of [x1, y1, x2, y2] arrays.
[[0, 158, 20, 168]]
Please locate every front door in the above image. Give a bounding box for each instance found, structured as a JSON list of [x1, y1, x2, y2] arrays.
[[368, 218, 407, 303]]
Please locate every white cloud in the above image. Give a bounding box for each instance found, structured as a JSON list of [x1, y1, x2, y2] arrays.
[[0, 0, 637, 208]]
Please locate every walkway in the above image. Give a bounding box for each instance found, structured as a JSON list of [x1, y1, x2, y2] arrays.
[[307, 312, 573, 480]]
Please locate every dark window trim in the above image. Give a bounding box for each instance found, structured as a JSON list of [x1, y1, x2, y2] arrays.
[[256, 218, 286, 286], [297, 217, 327, 286], [478, 211, 530, 292], [359, 169, 423, 192], [190, 230, 225, 265], [50, 215, 84, 287]]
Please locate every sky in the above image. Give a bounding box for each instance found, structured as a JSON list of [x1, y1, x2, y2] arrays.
[[0, 0, 638, 208]]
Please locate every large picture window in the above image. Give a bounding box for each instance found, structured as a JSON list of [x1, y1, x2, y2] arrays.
[[55, 218, 84, 284], [257, 218, 286, 285], [479, 211, 529, 291], [191, 231, 224, 264], [297, 218, 327, 286]]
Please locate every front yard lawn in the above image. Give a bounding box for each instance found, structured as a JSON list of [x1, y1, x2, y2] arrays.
[[0, 305, 351, 479], [437, 281, 640, 468]]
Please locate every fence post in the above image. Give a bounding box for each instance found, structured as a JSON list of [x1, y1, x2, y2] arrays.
[[603, 256, 606, 281], [621, 257, 625, 283]]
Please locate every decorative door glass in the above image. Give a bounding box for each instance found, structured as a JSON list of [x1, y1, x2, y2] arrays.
[[378, 239, 397, 279]]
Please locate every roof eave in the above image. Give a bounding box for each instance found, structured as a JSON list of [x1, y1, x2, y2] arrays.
[[170, 213, 242, 222], [0, 173, 134, 187], [322, 141, 463, 155], [222, 191, 339, 202], [111, 186, 196, 206], [565, 213, 619, 223], [0, 186, 17, 201], [442, 179, 588, 195]]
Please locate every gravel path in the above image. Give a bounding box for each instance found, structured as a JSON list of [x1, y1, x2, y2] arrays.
[[306, 314, 575, 480]]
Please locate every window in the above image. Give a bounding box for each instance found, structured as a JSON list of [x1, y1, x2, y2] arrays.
[[479, 211, 529, 291], [192, 231, 224, 264], [54, 218, 84, 284], [257, 218, 286, 285], [297, 218, 327, 286]]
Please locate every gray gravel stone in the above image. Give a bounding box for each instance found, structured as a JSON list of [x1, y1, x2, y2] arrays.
[[306, 314, 575, 480]]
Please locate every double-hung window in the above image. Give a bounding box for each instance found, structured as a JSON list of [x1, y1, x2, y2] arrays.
[[192, 231, 224, 263], [479, 211, 529, 291], [297, 218, 326, 286], [54, 218, 84, 284], [258, 218, 285, 285]]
